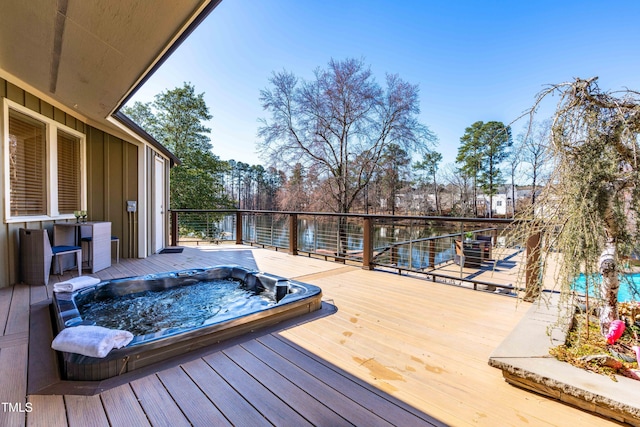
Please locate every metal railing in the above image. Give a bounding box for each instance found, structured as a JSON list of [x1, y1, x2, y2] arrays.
[[170, 209, 538, 294]]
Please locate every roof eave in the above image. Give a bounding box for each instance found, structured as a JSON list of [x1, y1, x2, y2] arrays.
[[112, 111, 181, 167]]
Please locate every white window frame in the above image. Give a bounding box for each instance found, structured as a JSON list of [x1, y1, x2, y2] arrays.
[[2, 98, 87, 223]]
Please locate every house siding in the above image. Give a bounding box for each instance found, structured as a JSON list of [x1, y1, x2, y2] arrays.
[[0, 78, 140, 287]]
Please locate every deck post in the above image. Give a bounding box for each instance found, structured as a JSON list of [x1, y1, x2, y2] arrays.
[[391, 230, 398, 267], [289, 213, 298, 255], [362, 216, 374, 270], [524, 231, 542, 301], [170, 210, 178, 247], [235, 211, 243, 245], [429, 239, 436, 268]]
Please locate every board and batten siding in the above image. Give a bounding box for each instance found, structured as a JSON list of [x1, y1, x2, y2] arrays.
[[0, 79, 141, 287]]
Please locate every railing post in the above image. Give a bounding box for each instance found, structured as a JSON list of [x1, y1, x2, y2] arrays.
[[524, 231, 542, 301], [362, 216, 373, 270], [235, 211, 243, 245], [313, 215, 318, 252], [390, 220, 398, 267], [429, 239, 436, 268], [270, 215, 274, 247], [458, 222, 465, 277], [408, 220, 413, 270], [289, 213, 298, 255], [170, 210, 178, 247]]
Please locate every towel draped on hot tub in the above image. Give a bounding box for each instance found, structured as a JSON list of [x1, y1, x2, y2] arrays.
[[53, 276, 101, 293], [51, 325, 133, 358]]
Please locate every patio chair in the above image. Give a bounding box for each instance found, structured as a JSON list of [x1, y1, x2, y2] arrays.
[[20, 228, 82, 286], [476, 235, 493, 260], [454, 240, 465, 266]]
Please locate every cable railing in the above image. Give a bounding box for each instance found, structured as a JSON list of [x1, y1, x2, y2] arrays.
[[170, 209, 536, 294]]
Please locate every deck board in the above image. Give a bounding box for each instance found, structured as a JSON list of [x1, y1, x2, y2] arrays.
[[157, 366, 231, 426], [100, 384, 151, 427], [241, 338, 412, 427], [26, 395, 67, 427], [0, 244, 623, 426], [258, 334, 445, 427], [202, 351, 314, 427], [181, 358, 273, 427], [0, 344, 29, 427], [29, 283, 48, 306], [64, 395, 109, 427], [222, 344, 354, 426], [0, 286, 15, 335], [5, 284, 29, 335], [129, 375, 191, 427], [0, 331, 28, 349]]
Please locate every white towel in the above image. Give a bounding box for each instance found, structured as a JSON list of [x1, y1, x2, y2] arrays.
[[51, 325, 133, 358], [53, 276, 101, 293]]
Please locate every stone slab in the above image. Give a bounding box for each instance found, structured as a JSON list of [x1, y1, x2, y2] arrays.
[[489, 293, 640, 426]]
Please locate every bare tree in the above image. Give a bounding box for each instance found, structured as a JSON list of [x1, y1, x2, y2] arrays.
[[516, 119, 553, 207], [258, 58, 434, 215], [519, 77, 640, 336], [440, 163, 473, 216], [277, 164, 307, 211], [504, 139, 523, 218]]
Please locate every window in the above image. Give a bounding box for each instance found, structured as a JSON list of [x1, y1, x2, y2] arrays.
[[497, 201, 503, 207], [3, 99, 86, 221], [8, 110, 47, 216], [57, 130, 81, 214]]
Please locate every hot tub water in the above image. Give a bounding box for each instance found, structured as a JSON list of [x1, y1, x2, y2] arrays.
[[75, 278, 267, 336]]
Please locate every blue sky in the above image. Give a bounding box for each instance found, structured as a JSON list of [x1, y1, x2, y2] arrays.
[[128, 0, 640, 168]]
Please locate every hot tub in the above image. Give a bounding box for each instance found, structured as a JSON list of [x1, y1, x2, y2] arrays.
[[52, 265, 322, 381]]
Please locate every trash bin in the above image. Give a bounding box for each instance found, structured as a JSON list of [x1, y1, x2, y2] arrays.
[[20, 228, 53, 286]]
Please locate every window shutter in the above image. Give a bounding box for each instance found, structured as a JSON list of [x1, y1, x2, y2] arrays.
[[8, 110, 47, 216], [57, 130, 80, 214]]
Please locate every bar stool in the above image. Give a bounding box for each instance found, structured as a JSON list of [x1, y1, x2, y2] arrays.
[[111, 235, 120, 263], [81, 235, 120, 265]]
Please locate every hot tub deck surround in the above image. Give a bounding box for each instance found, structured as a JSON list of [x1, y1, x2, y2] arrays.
[[0, 245, 623, 426]]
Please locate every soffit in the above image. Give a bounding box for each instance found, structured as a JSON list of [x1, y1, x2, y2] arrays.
[[0, 0, 212, 129]]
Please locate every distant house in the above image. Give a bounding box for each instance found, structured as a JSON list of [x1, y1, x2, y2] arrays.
[[490, 193, 512, 216], [484, 185, 543, 217], [0, 1, 221, 286]]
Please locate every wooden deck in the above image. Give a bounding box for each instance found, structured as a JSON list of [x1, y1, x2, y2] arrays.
[[0, 245, 621, 426]]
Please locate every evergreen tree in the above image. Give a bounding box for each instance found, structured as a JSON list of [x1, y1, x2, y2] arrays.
[[123, 83, 233, 211], [414, 151, 443, 215], [456, 121, 512, 217], [478, 121, 512, 217], [378, 144, 411, 214], [456, 122, 485, 216]]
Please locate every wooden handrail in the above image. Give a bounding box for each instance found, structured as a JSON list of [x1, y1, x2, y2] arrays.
[[169, 209, 536, 292]]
